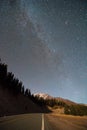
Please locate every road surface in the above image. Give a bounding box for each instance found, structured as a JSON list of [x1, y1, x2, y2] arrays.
[[0, 113, 87, 130]]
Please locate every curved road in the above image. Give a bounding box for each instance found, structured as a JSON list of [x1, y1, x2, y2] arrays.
[[0, 114, 87, 130]]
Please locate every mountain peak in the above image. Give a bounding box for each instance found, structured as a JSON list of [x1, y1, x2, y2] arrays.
[[34, 93, 53, 100]]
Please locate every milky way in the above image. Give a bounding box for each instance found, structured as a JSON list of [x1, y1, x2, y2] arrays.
[[0, 0, 87, 103]]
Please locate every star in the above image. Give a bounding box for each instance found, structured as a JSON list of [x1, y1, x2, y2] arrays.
[[65, 21, 69, 25]]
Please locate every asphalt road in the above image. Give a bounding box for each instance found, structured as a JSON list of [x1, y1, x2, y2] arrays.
[[46, 114, 87, 130], [0, 114, 42, 130], [0, 113, 87, 130], [0, 113, 52, 130]]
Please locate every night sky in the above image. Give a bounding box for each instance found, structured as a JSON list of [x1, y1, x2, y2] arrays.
[[0, 0, 87, 103]]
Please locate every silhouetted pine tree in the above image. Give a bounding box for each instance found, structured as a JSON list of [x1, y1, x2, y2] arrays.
[[0, 60, 25, 96], [25, 88, 31, 97], [21, 86, 25, 95], [0, 63, 7, 85]]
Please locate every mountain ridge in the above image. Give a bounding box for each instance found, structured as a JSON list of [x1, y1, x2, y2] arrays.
[[34, 93, 78, 105]]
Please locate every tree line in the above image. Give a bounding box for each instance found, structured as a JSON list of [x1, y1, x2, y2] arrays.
[[0, 60, 67, 107], [64, 104, 87, 116], [0, 59, 48, 106], [0, 59, 31, 97]]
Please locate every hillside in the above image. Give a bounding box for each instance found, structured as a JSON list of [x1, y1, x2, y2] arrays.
[[0, 84, 42, 117], [55, 97, 77, 106], [34, 93, 87, 116], [34, 93, 77, 105]]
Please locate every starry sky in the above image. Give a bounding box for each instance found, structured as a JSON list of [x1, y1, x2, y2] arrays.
[[0, 0, 87, 103]]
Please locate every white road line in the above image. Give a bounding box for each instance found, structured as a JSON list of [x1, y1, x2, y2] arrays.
[[41, 114, 44, 130]]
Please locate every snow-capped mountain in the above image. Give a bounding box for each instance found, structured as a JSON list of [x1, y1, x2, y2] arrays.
[[34, 93, 53, 100], [34, 93, 77, 105]]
